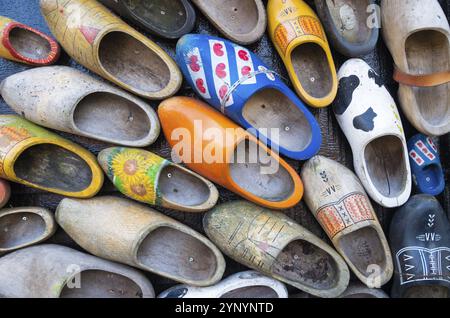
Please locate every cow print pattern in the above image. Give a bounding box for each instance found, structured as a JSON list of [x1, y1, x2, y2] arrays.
[[368, 69, 383, 87], [333, 75, 360, 115], [353, 107, 378, 132]]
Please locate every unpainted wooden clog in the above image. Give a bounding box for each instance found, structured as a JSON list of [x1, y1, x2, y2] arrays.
[[0, 16, 60, 65], [0, 179, 10, 209], [98, 147, 218, 212], [267, 0, 338, 107], [333, 58, 411, 208], [158, 97, 303, 210], [158, 270, 288, 298], [203, 200, 350, 298], [56, 196, 225, 286], [382, 0, 450, 136], [0, 244, 155, 298], [1, 66, 160, 147], [301, 155, 393, 288], [339, 283, 389, 298], [191, 0, 266, 45], [40, 0, 182, 99]]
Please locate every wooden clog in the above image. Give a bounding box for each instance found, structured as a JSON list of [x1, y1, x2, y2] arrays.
[[340, 283, 389, 298], [203, 201, 350, 298], [1, 66, 160, 147], [158, 97, 303, 210], [98, 147, 219, 212], [314, 0, 379, 57], [267, 0, 338, 107], [40, 0, 182, 99], [176, 34, 322, 160], [382, 0, 450, 136], [333, 59, 411, 208], [0, 207, 55, 254], [0, 16, 59, 65], [301, 155, 393, 288], [56, 196, 225, 286], [0, 179, 10, 209], [0, 115, 103, 198], [0, 244, 155, 298], [98, 0, 196, 39], [191, 0, 266, 45], [158, 271, 288, 298]]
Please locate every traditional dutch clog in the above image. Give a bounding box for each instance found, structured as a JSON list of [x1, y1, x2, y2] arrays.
[[339, 283, 389, 298], [98, 0, 196, 39], [158, 271, 288, 298], [0, 207, 55, 254], [176, 34, 321, 160], [0, 16, 60, 65], [40, 0, 182, 99], [0, 179, 10, 208], [0, 115, 103, 198], [382, 0, 450, 136], [267, 0, 337, 107], [390, 195, 450, 298], [314, 0, 379, 57], [408, 134, 445, 196], [98, 147, 218, 212], [0, 244, 155, 298], [203, 201, 350, 298], [56, 196, 225, 286], [301, 155, 393, 288], [1, 66, 160, 147], [158, 97, 303, 210], [333, 59, 411, 208], [191, 0, 266, 45]]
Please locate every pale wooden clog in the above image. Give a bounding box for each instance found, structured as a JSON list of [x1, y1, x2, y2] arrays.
[[0, 244, 155, 298], [1, 66, 160, 147], [40, 0, 182, 99], [0, 179, 10, 208], [203, 200, 350, 298], [301, 155, 393, 288], [56, 196, 225, 286]]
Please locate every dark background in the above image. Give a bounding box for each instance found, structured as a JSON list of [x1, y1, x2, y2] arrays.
[[0, 0, 449, 296]]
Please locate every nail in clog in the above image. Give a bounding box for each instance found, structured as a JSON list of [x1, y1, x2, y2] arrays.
[[99, 0, 196, 39], [340, 283, 389, 298], [98, 147, 219, 212], [40, 0, 182, 99], [382, 0, 450, 136], [314, 0, 379, 57], [158, 97, 303, 210], [158, 270, 288, 298], [0, 179, 10, 208], [0, 16, 60, 65], [0, 115, 103, 198], [333, 58, 411, 208], [191, 0, 266, 45], [390, 195, 450, 298], [0, 207, 55, 254], [301, 156, 393, 288], [0, 244, 155, 298], [1, 66, 160, 147], [407, 134, 445, 196], [203, 201, 350, 298], [56, 196, 225, 286], [176, 34, 321, 160], [267, 0, 338, 107]]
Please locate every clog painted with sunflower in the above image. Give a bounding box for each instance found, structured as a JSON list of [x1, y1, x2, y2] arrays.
[[98, 147, 219, 212], [40, 0, 182, 100], [0, 115, 103, 198]]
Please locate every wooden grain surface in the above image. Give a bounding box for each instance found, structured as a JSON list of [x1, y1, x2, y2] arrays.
[[0, 0, 448, 295]]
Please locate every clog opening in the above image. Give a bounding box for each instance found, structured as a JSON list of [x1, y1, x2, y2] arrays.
[[159, 165, 211, 207], [364, 135, 408, 198], [73, 92, 151, 142], [291, 43, 333, 99], [8, 27, 51, 61], [242, 88, 312, 152], [14, 144, 93, 192], [59, 270, 144, 298], [271, 240, 339, 290], [221, 286, 279, 298], [229, 139, 295, 202], [403, 286, 450, 298], [405, 30, 450, 125], [98, 32, 170, 93], [420, 164, 442, 192], [0, 212, 45, 249], [137, 226, 218, 282]]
